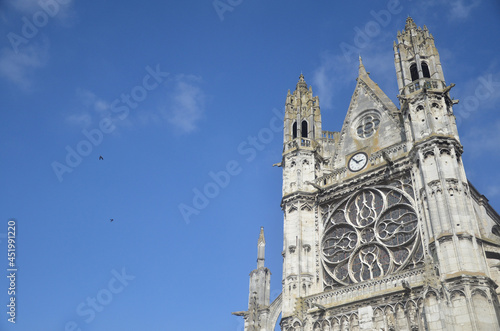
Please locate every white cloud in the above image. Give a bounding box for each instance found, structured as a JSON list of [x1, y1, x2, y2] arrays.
[[165, 75, 206, 134], [0, 0, 76, 88], [65, 88, 111, 127], [453, 69, 500, 128], [312, 45, 398, 111], [448, 0, 481, 20], [414, 0, 482, 21], [312, 51, 357, 109], [67, 75, 206, 135], [75, 88, 110, 114], [0, 40, 49, 89]]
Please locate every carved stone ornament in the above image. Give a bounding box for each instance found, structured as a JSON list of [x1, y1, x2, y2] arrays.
[[321, 177, 424, 289]]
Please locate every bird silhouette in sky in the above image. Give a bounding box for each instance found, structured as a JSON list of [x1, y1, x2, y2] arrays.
[[99, 156, 104, 160], [110, 219, 114, 222]]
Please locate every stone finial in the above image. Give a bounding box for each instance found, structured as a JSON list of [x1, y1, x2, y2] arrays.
[[358, 55, 368, 77], [296, 73, 308, 91], [405, 16, 417, 31], [258, 226, 265, 245]]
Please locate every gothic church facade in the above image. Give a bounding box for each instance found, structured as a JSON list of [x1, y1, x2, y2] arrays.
[[234, 17, 500, 331]]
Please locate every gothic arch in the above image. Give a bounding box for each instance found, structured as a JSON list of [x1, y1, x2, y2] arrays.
[[320, 319, 331, 330], [410, 63, 419, 81], [422, 62, 431, 78], [330, 316, 340, 330], [372, 308, 385, 330], [472, 289, 494, 330], [301, 120, 308, 138]]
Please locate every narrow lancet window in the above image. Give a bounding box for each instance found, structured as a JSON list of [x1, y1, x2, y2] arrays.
[[292, 122, 297, 139], [301, 121, 308, 138], [422, 62, 430, 78], [410, 63, 419, 81]]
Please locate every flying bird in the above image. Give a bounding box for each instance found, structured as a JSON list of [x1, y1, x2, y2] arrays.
[[99, 156, 104, 160], [110, 219, 114, 222]]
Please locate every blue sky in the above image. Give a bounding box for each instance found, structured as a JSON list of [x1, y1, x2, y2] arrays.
[[0, 0, 499, 330]]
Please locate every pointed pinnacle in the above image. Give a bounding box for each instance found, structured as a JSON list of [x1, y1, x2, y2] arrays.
[[296, 73, 308, 91], [358, 56, 368, 77], [258, 227, 265, 244]]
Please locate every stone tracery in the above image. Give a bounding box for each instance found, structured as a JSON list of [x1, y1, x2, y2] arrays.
[[322, 178, 423, 288]]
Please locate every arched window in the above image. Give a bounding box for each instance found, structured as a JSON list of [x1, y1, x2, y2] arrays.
[[410, 63, 419, 81], [292, 122, 297, 139], [301, 121, 308, 138], [422, 62, 430, 78]]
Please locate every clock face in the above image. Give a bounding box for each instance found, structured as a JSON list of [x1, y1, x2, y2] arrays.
[[348, 152, 368, 172]]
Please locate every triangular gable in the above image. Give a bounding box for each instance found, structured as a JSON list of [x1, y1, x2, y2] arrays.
[[333, 57, 404, 168]]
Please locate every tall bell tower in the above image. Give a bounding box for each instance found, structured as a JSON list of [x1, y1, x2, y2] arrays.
[[395, 17, 500, 330], [234, 17, 500, 331], [281, 74, 324, 318]]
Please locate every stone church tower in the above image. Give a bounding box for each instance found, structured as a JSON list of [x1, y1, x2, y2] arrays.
[[234, 17, 500, 331]]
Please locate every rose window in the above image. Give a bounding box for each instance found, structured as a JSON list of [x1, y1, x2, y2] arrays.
[[322, 179, 423, 289], [356, 113, 380, 138]]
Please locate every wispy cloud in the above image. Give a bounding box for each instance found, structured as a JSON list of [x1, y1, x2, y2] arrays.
[[0, 0, 76, 88], [312, 46, 397, 110], [65, 88, 111, 127], [67, 74, 206, 135], [0, 40, 49, 89], [164, 75, 206, 134], [414, 0, 482, 21], [448, 0, 481, 20], [312, 52, 357, 109], [76, 88, 110, 114], [453, 68, 500, 127]]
